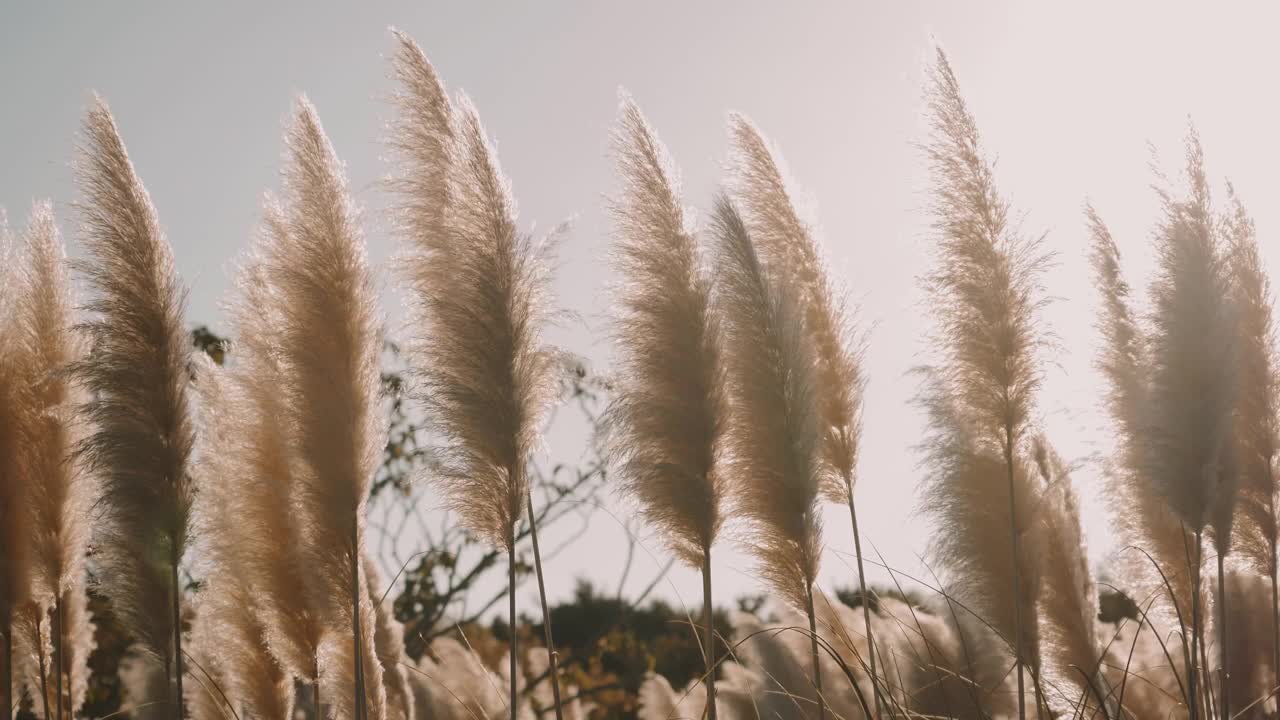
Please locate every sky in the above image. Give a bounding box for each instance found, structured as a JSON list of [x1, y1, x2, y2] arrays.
[[5, 2, 1280, 619]]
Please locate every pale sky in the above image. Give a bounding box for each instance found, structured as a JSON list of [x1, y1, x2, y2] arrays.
[[5, 2, 1280, 618]]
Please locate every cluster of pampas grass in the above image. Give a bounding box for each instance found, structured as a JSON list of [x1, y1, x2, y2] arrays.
[[15, 28, 1280, 720]]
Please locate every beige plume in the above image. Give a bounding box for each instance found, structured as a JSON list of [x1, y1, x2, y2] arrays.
[[603, 92, 729, 720], [262, 97, 386, 720], [72, 97, 195, 711], [920, 48, 1051, 720]]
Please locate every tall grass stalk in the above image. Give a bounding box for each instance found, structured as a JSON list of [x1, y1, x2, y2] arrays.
[[922, 48, 1050, 720], [1222, 186, 1278, 710], [1142, 131, 1236, 720], [711, 194, 825, 720], [726, 114, 876, 717], [603, 94, 729, 720], [263, 98, 386, 720], [388, 30, 566, 720], [74, 98, 196, 720]]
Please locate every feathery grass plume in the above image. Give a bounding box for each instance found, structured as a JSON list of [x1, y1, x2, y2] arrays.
[[1088, 204, 1199, 622], [387, 29, 453, 245], [1141, 131, 1236, 720], [365, 558, 413, 720], [1030, 438, 1104, 714], [388, 32, 565, 720], [265, 97, 386, 720], [189, 357, 294, 720], [220, 246, 326, 705], [14, 201, 96, 720], [602, 93, 728, 719], [1221, 186, 1280, 695], [0, 210, 33, 720], [921, 48, 1052, 720], [726, 114, 878, 716], [915, 374, 1043, 715], [73, 97, 196, 716], [711, 194, 827, 717]]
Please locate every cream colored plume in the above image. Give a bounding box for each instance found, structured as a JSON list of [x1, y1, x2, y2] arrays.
[[712, 193, 822, 613], [190, 357, 295, 720], [11, 202, 95, 718], [1087, 205, 1199, 626], [918, 49, 1050, 713], [1031, 439, 1103, 713], [392, 81, 561, 552], [262, 97, 387, 720], [1221, 189, 1278, 577], [602, 93, 728, 568], [726, 114, 864, 501], [73, 97, 195, 673], [1141, 132, 1237, 546]]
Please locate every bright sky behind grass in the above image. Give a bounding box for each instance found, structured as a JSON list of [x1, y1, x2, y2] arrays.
[[6, 2, 1280, 617]]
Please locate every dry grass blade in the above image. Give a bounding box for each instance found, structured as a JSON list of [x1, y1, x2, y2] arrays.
[[72, 98, 195, 713]]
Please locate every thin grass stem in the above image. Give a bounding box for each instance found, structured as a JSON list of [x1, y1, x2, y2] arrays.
[[701, 546, 717, 720], [525, 491, 564, 720]]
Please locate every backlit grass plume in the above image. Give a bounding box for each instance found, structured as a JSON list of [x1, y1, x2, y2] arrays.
[[1030, 438, 1104, 714], [710, 194, 826, 718], [602, 93, 728, 719], [1141, 132, 1236, 720], [212, 228, 328, 713], [263, 97, 387, 720], [0, 211, 33, 720], [73, 97, 195, 715], [726, 114, 877, 714], [388, 32, 565, 720], [365, 557, 413, 720], [189, 357, 295, 720], [14, 202, 95, 720], [1220, 186, 1279, 698], [921, 48, 1051, 720], [1087, 205, 1200, 639], [916, 374, 1043, 715]]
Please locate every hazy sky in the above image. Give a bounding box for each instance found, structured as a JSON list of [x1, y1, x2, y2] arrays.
[[6, 2, 1280, 616]]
